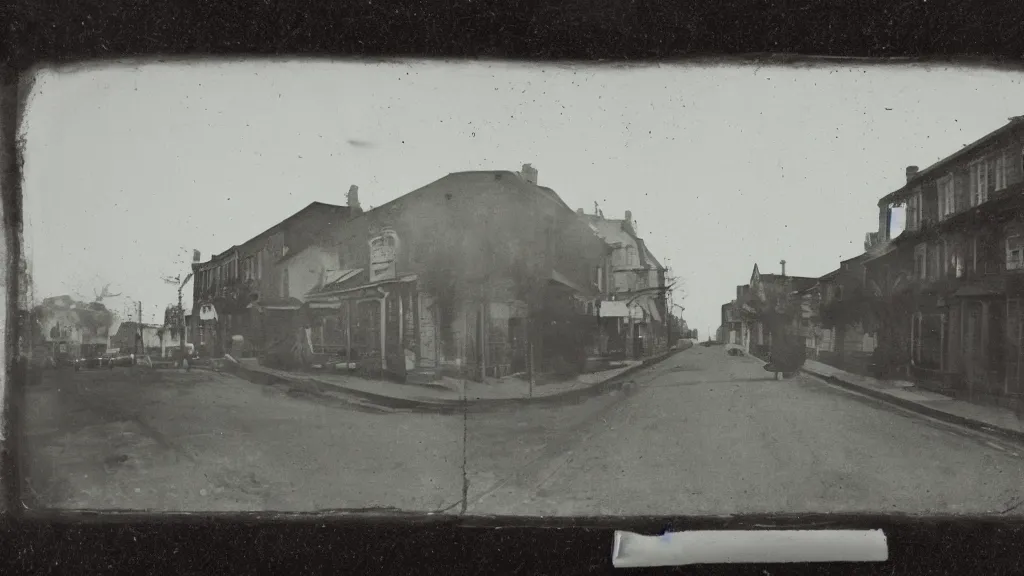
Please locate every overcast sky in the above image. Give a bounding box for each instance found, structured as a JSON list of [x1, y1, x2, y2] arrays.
[[18, 60, 1024, 332]]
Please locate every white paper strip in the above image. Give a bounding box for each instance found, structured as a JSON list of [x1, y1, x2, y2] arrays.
[[611, 529, 888, 568]]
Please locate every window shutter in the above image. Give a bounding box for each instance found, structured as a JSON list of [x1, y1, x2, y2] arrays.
[[955, 171, 968, 211]]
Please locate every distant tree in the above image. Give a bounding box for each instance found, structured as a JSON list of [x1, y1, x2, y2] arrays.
[[736, 276, 805, 340], [163, 304, 185, 339]]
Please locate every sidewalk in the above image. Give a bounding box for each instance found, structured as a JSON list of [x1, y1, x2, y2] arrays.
[[801, 359, 1024, 443], [234, 343, 692, 413]]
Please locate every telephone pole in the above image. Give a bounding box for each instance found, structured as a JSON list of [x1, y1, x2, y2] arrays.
[[137, 300, 143, 355], [163, 271, 194, 362], [178, 273, 193, 359]]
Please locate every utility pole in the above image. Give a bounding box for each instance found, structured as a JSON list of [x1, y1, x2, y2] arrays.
[[137, 301, 143, 356], [178, 273, 193, 360], [163, 270, 194, 363]]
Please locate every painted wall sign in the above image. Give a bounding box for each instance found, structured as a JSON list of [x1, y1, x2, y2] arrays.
[[368, 229, 399, 283]]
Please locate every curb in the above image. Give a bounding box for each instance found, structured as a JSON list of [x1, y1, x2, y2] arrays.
[[802, 368, 1024, 445], [235, 344, 694, 414]]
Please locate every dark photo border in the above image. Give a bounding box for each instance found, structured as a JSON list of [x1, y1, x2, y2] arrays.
[[5, 0, 1024, 573]]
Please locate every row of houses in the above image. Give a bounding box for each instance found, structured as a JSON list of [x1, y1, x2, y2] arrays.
[[721, 116, 1024, 411], [190, 164, 673, 383]]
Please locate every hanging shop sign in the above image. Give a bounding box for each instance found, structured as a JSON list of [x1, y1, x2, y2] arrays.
[[198, 303, 219, 321], [368, 228, 400, 283]]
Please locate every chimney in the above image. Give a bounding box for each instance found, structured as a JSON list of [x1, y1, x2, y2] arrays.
[[521, 163, 538, 185], [906, 165, 919, 182], [780, 259, 787, 276], [347, 185, 362, 214], [625, 210, 632, 225], [192, 250, 201, 263], [576, 208, 584, 215]]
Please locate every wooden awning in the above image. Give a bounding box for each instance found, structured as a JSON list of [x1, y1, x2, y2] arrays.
[[307, 273, 418, 302]]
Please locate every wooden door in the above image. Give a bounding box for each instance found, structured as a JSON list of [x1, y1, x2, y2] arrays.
[[988, 300, 1006, 392], [1006, 299, 1022, 396], [965, 302, 984, 388], [355, 300, 382, 377]]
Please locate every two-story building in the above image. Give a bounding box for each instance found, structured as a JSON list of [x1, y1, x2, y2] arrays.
[[864, 116, 1024, 408], [721, 298, 743, 346], [733, 262, 818, 360], [190, 198, 355, 357], [578, 207, 669, 360], [814, 247, 882, 371], [299, 164, 612, 383]]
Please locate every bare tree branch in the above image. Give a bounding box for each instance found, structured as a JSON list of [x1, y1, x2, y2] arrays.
[[93, 282, 122, 302]]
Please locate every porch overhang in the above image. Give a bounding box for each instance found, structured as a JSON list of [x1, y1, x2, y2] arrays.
[[951, 286, 1005, 299], [252, 296, 305, 311], [306, 273, 418, 303], [638, 297, 662, 322], [549, 269, 597, 299]]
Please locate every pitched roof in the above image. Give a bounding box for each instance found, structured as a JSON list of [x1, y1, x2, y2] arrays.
[[206, 201, 350, 263], [278, 169, 600, 266], [818, 268, 842, 282], [879, 115, 1024, 207], [759, 273, 818, 290], [581, 214, 664, 270]]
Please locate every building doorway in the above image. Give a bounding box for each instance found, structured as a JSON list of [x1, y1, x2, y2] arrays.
[[964, 301, 984, 391], [355, 300, 383, 378]]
